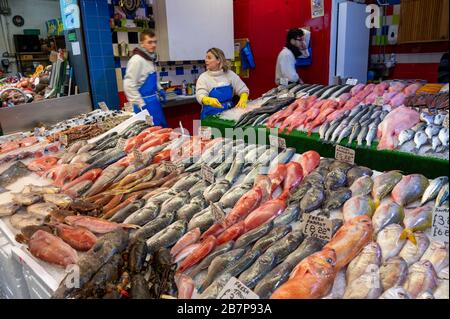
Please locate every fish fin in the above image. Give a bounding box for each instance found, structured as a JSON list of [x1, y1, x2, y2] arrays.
[[15, 234, 28, 244], [374, 199, 381, 209], [400, 229, 417, 245]]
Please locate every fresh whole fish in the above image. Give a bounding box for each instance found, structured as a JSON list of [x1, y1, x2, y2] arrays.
[[271, 248, 337, 299], [219, 183, 252, 209], [160, 191, 190, 215], [0, 202, 21, 217], [346, 241, 382, 284], [399, 232, 430, 266], [347, 166, 373, 187], [27, 202, 58, 218], [65, 215, 138, 234], [398, 129, 415, 147], [172, 173, 201, 192], [403, 260, 438, 298], [343, 195, 376, 222], [146, 220, 187, 253], [425, 124, 441, 139], [324, 215, 373, 270], [438, 127, 449, 147], [350, 175, 373, 197], [401, 204, 433, 244], [372, 201, 404, 234], [420, 240, 449, 273], [10, 213, 45, 229], [420, 112, 434, 125], [377, 224, 407, 262], [132, 212, 175, 242], [434, 113, 446, 126], [371, 170, 403, 204], [124, 200, 160, 226], [414, 130, 428, 149], [379, 256, 408, 291], [323, 188, 352, 211], [28, 230, 78, 267], [325, 169, 347, 190], [43, 193, 73, 208], [347, 123, 361, 145], [300, 186, 325, 213], [22, 185, 60, 194], [54, 223, 97, 251], [12, 192, 42, 206], [198, 274, 231, 299], [379, 287, 411, 299], [109, 199, 146, 223], [365, 121, 379, 147], [357, 125, 369, 147], [273, 203, 300, 227], [252, 225, 292, 253], [238, 250, 278, 289], [343, 271, 382, 299], [421, 176, 449, 206], [186, 241, 234, 277], [234, 221, 274, 249], [84, 165, 124, 197], [187, 207, 215, 232], [129, 239, 148, 273], [435, 183, 449, 207], [0, 161, 32, 193], [178, 235, 217, 273], [254, 236, 324, 299], [391, 174, 429, 206], [199, 248, 246, 292]]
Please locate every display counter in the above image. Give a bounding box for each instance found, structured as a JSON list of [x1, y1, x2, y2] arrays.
[[201, 116, 449, 179], [0, 93, 92, 135]]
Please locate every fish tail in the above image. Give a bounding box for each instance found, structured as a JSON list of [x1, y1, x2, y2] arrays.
[[374, 199, 381, 209], [400, 229, 417, 245]]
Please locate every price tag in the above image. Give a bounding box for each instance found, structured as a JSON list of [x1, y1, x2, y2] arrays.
[[211, 202, 225, 224], [116, 138, 126, 150], [375, 96, 384, 106], [269, 135, 286, 149], [59, 135, 68, 146], [201, 164, 215, 184], [346, 78, 358, 85], [335, 145, 355, 165], [300, 214, 333, 242], [431, 207, 449, 245], [98, 101, 109, 112], [199, 126, 212, 140], [443, 114, 449, 129], [124, 102, 133, 113], [217, 277, 260, 299], [145, 115, 153, 126]]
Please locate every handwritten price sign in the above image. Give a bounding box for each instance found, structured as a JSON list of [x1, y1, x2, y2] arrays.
[[217, 277, 260, 299], [335, 145, 355, 165], [432, 207, 449, 244], [300, 214, 333, 242]]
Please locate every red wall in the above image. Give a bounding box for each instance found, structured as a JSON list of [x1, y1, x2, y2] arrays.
[[234, 0, 333, 98]]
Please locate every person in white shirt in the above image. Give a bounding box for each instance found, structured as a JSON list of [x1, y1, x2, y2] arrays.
[[196, 48, 250, 119], [123, 29, 167, 127], [275, 28, 310, 85]]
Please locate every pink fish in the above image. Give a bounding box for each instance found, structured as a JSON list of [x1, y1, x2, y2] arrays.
[[171, 228, 201, 257], [244, 198, 287, 231]]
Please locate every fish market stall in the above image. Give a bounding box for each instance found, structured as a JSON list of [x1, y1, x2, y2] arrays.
[[0, 103, 448, 299], [202, 82, 449, 179]]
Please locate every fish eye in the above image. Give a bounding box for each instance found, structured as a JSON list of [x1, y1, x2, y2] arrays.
[[326, 258, 333, 264]]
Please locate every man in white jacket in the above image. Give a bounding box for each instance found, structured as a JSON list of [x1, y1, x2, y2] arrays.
[[123, 29, 167, 127], [275, 28, 310, 86]]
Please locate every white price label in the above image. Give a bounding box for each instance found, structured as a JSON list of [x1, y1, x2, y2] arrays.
[[217, 277, 260, 299], [199, 126, 212, 140], [269, 135, 286, 149], [335, 145, 355, 165], [300, 214, 333, 242], [375, 96, 384, 106], [145, 115, 153, 125], [346, 78, 358, 85], [201, 164, 215, 184], [98, 101, 109, 111], [211, 202, 225, 224], [443, 114, 449, 129], [432, 207, 449, 244]]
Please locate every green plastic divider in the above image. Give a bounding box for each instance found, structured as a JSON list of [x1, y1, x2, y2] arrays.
[[201, 116, 449, 179]]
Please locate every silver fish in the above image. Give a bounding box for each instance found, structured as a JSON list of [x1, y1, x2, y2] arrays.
[[431, 135, 442, 152], [421, 176, 449, 205], [324, 118, 343, 142], [219, 183, 253, 209], [160, 191, 190, 215], [171, 173, 201, 192], [347, 123, 361, 145], [187, 241, 235, 277], [365, 122, 378, 147], [0, 202, 22, 217], [357, 125, 369, 147], [377, 224, 406, 262], [399, 232, 430, 266], [146, 220, 187, 253], [414, 131, 428, 150], [124, 201, 160, 226], [336, 124, 353, 144], [438, 127, 449, 147], [434, 113, 446, 126], [398, 129, 415, 147], [412, 122, 427, 132], [425, 125, 441, 139], [435, 183, 449, 207], [420, 112, 434, 125], [319, 122, 330, 140]]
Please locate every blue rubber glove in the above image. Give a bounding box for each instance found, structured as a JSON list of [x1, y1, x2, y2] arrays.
[[159, 89, 167, 103]]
